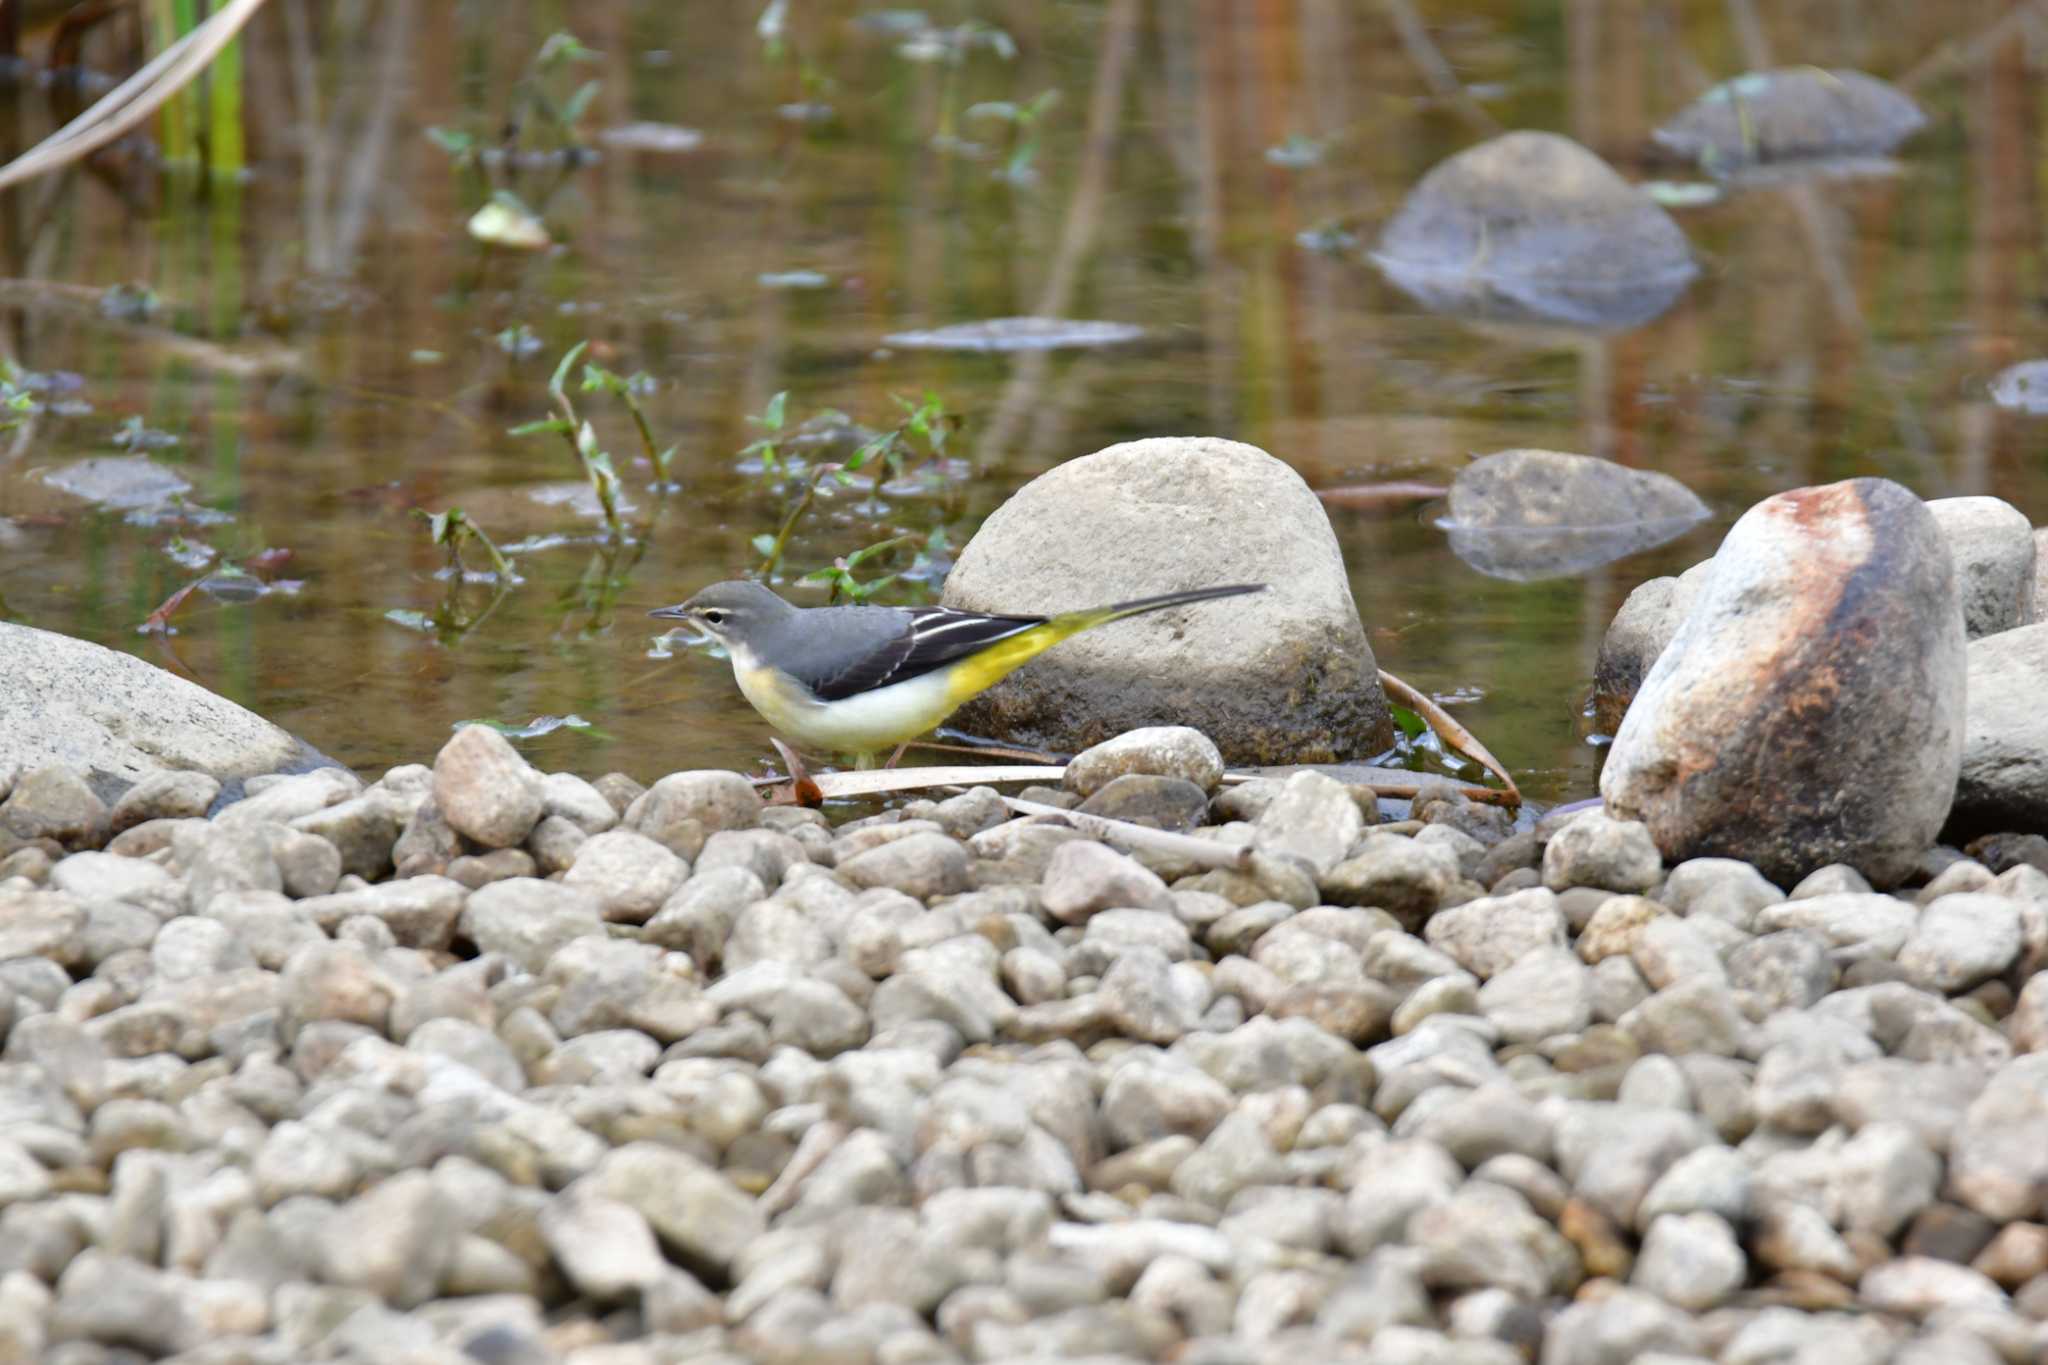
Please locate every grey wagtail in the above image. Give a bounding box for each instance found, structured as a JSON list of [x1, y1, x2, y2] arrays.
[[650, 579, 1265, 767]]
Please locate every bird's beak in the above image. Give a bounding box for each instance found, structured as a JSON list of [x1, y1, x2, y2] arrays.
[[649, 605, 691, 621]]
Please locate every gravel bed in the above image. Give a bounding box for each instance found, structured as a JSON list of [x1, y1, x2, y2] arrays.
[[0, 722, 2045, 1365]]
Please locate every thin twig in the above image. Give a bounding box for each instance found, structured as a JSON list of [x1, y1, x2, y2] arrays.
[[1316, 482, 1450, 508], [1002, 796, 1253, 870], [1378, 668, 1522, 804], [1381, 0, 1502, 134]]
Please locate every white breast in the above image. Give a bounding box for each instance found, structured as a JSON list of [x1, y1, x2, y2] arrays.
[[729, 644, 961, 753]]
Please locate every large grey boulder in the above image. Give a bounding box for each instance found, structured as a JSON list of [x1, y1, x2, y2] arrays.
[[1601, 478, 1964, 888], [0, 622, 333, 806], [1926, 497, 2034, 639], [1951, 624, 2048, 837], [942, 437, 1392, 764], [1372, 131, 1697, 330]]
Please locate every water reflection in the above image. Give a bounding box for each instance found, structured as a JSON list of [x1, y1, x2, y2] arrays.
[[0, 1, 2038, 805]]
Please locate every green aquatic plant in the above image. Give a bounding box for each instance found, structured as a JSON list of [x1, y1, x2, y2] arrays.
[[510, 342, 625, 539], [738, 390, 790, 479], [744, 388, 966, 597], [803, 536, 911, 603], [429, 29, 601, 169], [966, 89, 1059, 183], [579, 360, 676, 486], [415, 507, 515, 581]]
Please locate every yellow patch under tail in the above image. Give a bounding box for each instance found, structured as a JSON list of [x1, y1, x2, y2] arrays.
[[940, 604, 1146, 705]]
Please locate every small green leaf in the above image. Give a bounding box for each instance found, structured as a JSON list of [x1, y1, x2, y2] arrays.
[[845, 535, 909, 568], [1389, 704, 1426, 740], [535, 31, 598, 69], [549, 341, 591, 400], [561, 79, 600, 126], [509, 417, 571, 437], [426, 126, 477, 156], [849, 572, 898, 600], [846, 434, 892, 470], [761, 390, 788, 431]]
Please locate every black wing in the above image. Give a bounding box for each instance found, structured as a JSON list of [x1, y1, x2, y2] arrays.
[[806, 606, 1045, 701]]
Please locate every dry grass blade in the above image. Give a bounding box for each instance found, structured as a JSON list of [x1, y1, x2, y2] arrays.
[[1315, 481, 1449, 508], [1379, 668, 1523, 805], [0, 0, 275, 193], [1002, 796, 1252, 870]]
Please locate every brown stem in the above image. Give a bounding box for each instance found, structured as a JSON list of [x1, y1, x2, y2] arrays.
[[1378, 668, 1523, 805]]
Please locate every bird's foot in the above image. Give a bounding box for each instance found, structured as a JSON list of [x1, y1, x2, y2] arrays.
[[769, 737, 824, 806]]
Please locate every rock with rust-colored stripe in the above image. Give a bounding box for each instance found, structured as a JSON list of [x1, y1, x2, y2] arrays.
[[1600, 478, 1964, 889]]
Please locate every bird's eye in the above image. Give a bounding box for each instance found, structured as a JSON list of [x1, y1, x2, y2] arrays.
[[702, 609, 727, 625]]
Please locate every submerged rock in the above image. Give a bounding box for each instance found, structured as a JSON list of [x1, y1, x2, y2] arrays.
[[943, 436, 1393, 764], [1442, 449, 1708, 582], [1373, 131, 1697, 330], [0, 622, 334, 807], [1989, 360, 2048, 415], [1600, 478, 1964, 887], [1654, 67, 1927, 170]]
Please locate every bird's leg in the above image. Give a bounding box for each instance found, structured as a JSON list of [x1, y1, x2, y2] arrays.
[[768, 737, 823, 806], [882, 743, 909, 770]]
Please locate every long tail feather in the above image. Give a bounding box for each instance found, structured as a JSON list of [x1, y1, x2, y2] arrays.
[[1068, 582, 1267, 626]]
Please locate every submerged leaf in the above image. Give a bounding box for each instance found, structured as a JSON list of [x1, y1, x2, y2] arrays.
[[468, 198, 551, 251], [882, 317, 1143, 352], [460, 714, 601, 740], [41, 456, 191, 510], [598, 121, 704, 154], [1990, 361, 2048, 415]]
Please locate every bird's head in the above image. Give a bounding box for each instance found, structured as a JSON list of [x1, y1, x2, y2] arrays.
[[649, 579, 793, 651]]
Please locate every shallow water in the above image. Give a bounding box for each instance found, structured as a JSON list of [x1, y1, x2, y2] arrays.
[[0, 2, 2040, 803]]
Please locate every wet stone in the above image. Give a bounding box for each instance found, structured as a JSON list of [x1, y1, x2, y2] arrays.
[[1543, 811, 1663, 894], [0, 767, 110, 853], [1424, 886, 1566, 979], [433, 725, 545, 850], [1075, 775, 1210, 832], [109, 770, 221, 832], [1064, 726, 1226, 797]]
